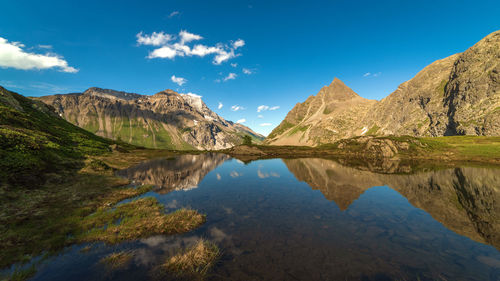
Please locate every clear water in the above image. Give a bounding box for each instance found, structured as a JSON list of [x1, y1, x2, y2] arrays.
[[20, 154, 500, 280]]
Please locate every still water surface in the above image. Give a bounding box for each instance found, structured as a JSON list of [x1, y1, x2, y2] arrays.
[[29, 154, 500, 280]]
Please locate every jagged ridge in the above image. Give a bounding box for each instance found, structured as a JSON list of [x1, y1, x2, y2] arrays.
[[37, 88, 264, 150], [267, 30, 500, 145]]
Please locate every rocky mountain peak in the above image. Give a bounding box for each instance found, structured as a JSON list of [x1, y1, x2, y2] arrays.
[[267, 29, 500, 146], [319, 77, 359, 101], [37, 87, 264, 150], [152, 89, 181, 98], [83, 87, 141, 100]]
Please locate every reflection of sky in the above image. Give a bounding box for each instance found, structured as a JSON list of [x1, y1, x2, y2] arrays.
[[19, 157, 500, 281]]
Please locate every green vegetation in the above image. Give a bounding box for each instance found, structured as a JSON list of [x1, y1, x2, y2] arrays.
[[267, 121, 295, 139], [77, 197, 205, 244], [99, 251, 134, 270], [242, 135, 253, 145], [287, 125, 309, 136], [0, 87, 207, 271], [0, 87, 116, 187], [163, 239, 220, 278], [3, 264, 37, 281], [0, 175, 150, 268], [419, 136, 500, 159], [436, 79, 448, 95], [365, 125, 380, 136]]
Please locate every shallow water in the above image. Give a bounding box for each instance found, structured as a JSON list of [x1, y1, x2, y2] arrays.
[[20, 154, 500, 280]]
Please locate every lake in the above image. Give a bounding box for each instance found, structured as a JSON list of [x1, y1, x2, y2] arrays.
[[21, 154, 500, 280]]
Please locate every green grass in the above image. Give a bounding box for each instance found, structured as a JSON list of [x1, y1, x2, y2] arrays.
[[267, 121, 295, 139], [436, 79, 448, 95], [365, 125, 380, 136], [287, 125, 309, 136], [0, 87, 114, 187], [419, 136, 500, 158]]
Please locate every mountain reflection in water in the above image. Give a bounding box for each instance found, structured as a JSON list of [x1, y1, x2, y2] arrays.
[[283, 158, 500, 250], [81, 154, 500, 281], [116, 153, 230, 193]]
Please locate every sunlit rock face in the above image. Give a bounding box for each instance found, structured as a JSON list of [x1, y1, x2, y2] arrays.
[[116, 153, 230, 193], [267, 30, 500, 146], [283, 158, 500, 250], [37, 88, 263, 150]]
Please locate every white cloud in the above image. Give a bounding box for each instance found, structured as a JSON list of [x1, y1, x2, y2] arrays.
[[230, 63, 237, 67], [236, 118, 246, 123], [218, 102, 223, 109], [257, 114, 264, 118], [182, 92, 201, 98], [179, 30, 203, 44], [137, 31, 173, 46], [148, 46, 178, 59], [232, 39, 245, 49], [171, 75, 187, 86], [257, 105, 269, 112], [260, 123, 272, 126], [0, 37, 77, 73], [168, 11, 180, 18], [242, 68, 252, 75], [214, 49, 238, 65], [223, 73, 237, 82], [137, 30, 243, 65], [231, 105, 244, 111], [37, 45, 52, 49], [230, 171, 241, 178], [257, 105, 279, 112], [363, 72, 381, 78]]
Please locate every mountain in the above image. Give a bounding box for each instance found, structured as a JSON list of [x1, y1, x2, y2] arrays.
[[267, 78, 377, 145], [37, 87, 264, 150], [0, 86, 112, 187], [284, 158, 500, 250], [116, 153, 229, 193], [267, 30, 500, 145]]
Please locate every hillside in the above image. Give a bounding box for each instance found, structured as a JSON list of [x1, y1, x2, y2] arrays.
[[37, 88, 264, 150], [267, 30, 500, 145], [0, 86, 113, 187]]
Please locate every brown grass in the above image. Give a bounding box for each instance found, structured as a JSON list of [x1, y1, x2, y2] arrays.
[[77, 197, 206, 244], [99, 251, 134, 270], [163, 239, 220, 278]]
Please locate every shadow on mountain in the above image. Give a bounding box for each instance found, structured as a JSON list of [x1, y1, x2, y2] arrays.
[[116, 153, 230, 193], [283, 158, 500, 250]]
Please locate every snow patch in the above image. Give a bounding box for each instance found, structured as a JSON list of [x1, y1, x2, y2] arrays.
[[360, 126, 368, 135]]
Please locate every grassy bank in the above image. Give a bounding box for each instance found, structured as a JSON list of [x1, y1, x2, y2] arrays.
[[0, 87, 210, 277], [223, 135, 500, 166]]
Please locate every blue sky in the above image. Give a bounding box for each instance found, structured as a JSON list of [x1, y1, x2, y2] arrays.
[[1, 0, 499, 135]]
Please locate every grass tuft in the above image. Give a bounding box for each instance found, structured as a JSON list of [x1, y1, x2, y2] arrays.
[[99, 251, 134, 270], [76, 197, 206, 244], [163, 239, 220, 278]]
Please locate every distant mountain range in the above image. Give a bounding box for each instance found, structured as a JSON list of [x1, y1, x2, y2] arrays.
[[37, 88, 264, 150], [266, 30, 500, 146]]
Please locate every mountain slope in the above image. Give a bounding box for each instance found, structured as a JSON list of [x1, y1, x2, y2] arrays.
[[267, 30, 500, 145], [0, 86, 113, 187], [267, 78, 377, 145], [38, 88, 264, 150]]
